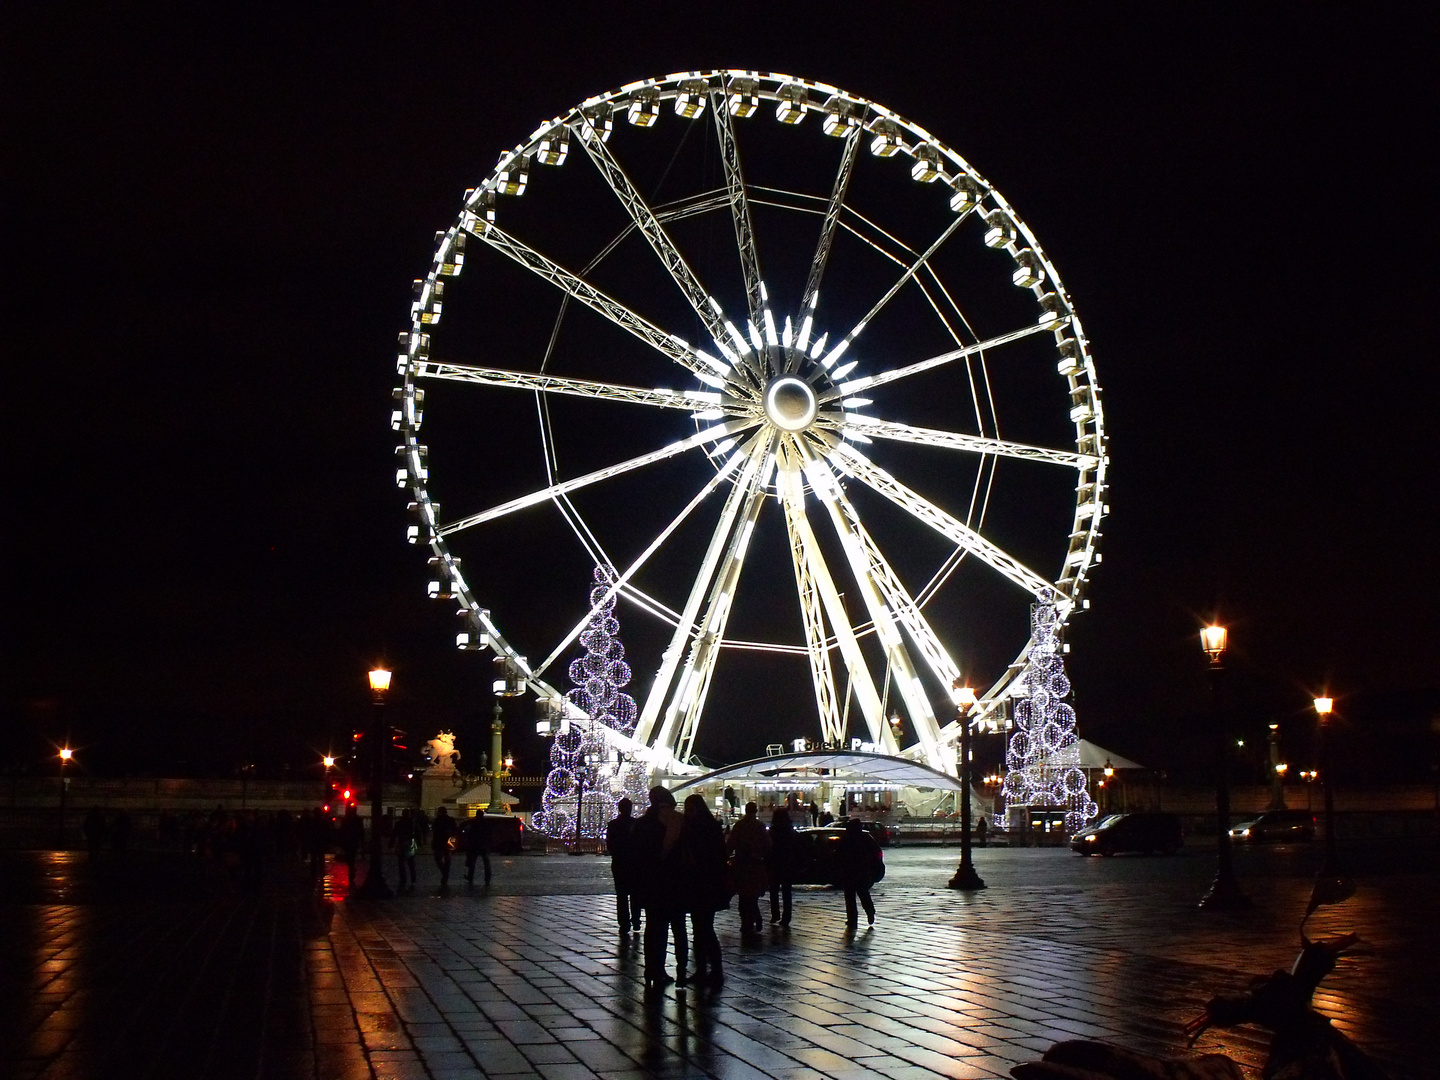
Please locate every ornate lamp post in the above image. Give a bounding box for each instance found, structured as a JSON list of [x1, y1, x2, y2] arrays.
[[57, 747, 73, 848], [1199, 624, 1250, 910], [352, 666, 393, 899], [947, 682, 985, 890], [491, 655, 526, 812], [1267, 722, 1286, 809], [1314, 696, 1342, 879]]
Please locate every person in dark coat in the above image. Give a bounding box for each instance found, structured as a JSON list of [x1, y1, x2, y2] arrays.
[[808, 799, 820, 828], [725, 801, 769, 937], [605, 798, 641, 936], [835, 817, 881, 927], [632, 786, 686, 987], [338, 805, 364, 886], [463, 813, 491, 886], [393, 808, 417, 891], [766, 808, 803, 927], [681, 794, 728, 986], [431, 806, 456, 888]]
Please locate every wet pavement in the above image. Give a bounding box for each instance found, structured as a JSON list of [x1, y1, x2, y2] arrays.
[[1, 838, 1433, 1080]]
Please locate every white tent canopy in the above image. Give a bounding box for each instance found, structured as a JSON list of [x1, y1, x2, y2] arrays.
[[1070, 739, 1145, 770]]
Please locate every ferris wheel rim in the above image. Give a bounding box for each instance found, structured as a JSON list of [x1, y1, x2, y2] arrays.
[[393, 70, 1108, 772]]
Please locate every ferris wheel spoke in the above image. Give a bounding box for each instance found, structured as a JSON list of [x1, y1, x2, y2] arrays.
[[800, 128, 860, 325], [464, 218, 737, 387], [669, 472, 769, 765], [776, 449, 894, 753], [798, 448, 945, 770], [834, 415, 1096, 469], [571, 117, 761, 384], [417, 360, 739, 414], [826, 440, 1060, 606], [817, 213, 967, 371], [633, 438, 774, 757], [709, 93, 764, 327], [819, 320, 1064, 404], [531, 442, 754, 681], [780, 457, 845, 744], [438, 418, 756, 537]]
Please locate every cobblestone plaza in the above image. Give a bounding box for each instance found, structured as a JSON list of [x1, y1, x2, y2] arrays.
[[2, 841, 1431, 1079]]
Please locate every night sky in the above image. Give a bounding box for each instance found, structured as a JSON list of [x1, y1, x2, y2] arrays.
[[4, 4, 1436, 782]]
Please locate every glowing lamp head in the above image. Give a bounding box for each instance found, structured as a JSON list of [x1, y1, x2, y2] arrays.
[[1275, 762, 1289, 774], [368, 667, 392, 693], [1200, 624, 1228, 662], [59, 747, 74, 762], [503, 754, 515, 770], [1103, 759, 1114, 778], [323, 755, 336, 769], [951, 681, 977, 710], [1314, 696, 1334, 718]]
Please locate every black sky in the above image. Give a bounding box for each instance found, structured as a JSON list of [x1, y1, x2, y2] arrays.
[[3, 3, 1436, 778]]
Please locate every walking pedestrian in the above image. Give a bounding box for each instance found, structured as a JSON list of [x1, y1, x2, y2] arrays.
[[431, 806, 456, 889], [338, 805, 364, 886], [605, 798, 641, 936], [681, 794, 728, 987], [633, 786, 686, 988], [766, 808, 803, 927], [463, 812, 491, 886], [725, 801, 769, 937], [808, 799, 820, 827], [393, 808, 417, 891], [835, 817, 881, 927]]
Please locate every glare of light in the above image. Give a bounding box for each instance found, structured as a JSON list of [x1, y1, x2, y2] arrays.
[[323, 755, 336, 769], [1313, 696, 1333, 717], [59, 747, 73, 762], [1200, 624, 1227, 660], [369, 667, 393, 693]]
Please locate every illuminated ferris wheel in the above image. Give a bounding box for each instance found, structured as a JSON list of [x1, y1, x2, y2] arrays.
[[392, 71, 1107, 777]]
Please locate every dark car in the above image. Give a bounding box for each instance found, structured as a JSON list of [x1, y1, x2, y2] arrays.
[[1070, 813, 1183, 856], [1229, 809, 1315, 843], [789, 826, 885, 884]]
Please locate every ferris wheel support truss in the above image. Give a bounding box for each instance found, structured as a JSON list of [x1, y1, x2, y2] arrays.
[[394, 71, 1109, 779]]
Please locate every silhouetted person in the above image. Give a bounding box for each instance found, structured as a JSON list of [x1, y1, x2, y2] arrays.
[[767, 808, 802, 927], [463, 813, 491, 886], [726, 802, 769, 937], [606, 798, 640, 936], [634, 786, 685, 987], [304, 807, 330, 884], [818, 805, 834, 826], [836, 817, 880, 928], [393, 808, 417, 891], [82, 808, 106, 862], [682, 794, 727, 987], [110, 809, 131, 855], [808, 799, 820, 827], [976, 815, 988, 847], [338, 806, 364, 886], [431, 806, 456, 888]]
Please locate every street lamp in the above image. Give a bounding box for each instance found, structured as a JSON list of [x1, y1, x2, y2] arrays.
[[1198, 624, 1250, 910], [352, 666, 393, 899], [1314, 695, 1343, 879], [58, 747, 74, 848], [491, 655, 526, 812], [1267, 722, 1286, 810], [947, 682, 985, 890]]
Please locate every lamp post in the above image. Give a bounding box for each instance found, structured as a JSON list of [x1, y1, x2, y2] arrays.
[[1301, 769, 1318, 812], [352, 666, 393, 899], [58, 747, 73, 848], [1314, 696, 1342, 878], [1198, 624, 1250, 910], [490, 654, 526, 812], [322, 754, 336, 805], [947, 682, 985, 890], [1267, 722, 1287, 810]]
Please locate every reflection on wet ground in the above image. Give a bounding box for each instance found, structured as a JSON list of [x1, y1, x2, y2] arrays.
[[0, 840, 1432, 1079]]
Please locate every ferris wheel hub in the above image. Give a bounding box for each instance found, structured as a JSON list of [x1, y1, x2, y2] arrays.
[[763, 375, 818, 432]]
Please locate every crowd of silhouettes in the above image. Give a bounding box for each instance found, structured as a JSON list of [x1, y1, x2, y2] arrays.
[[607, 788, 884, 989]]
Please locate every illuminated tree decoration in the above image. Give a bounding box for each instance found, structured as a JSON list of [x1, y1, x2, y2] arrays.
[[1000, 591, 1097, 832], [535, 566, 640, 838]]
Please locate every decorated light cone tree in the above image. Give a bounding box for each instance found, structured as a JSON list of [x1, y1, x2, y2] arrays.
[[536, 566, 643, 838], [1000, 592, 1098, 833]]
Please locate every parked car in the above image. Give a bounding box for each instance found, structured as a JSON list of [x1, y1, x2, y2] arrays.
[[1229, 809, 1315, 843], [789, 826, 886, 884], [1070, 813, 1183, 856]]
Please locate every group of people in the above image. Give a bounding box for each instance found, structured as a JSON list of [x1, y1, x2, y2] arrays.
[[606, 787, 884, 989]]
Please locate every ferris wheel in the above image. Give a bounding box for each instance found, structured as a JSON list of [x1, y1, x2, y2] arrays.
[[393, 71, 1107, 777]]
